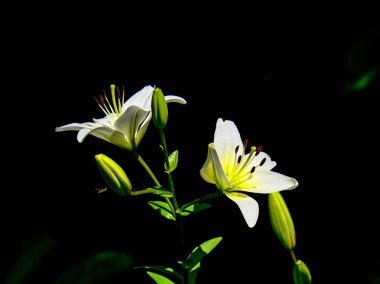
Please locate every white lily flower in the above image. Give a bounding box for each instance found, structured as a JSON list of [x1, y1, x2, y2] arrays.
[[200, 118, 298, 228], [55, 85, 186, 151]]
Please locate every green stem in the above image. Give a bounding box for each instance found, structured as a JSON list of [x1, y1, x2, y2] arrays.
[[132, 151, 175, 215], [180, 191, 223, 211], [290, 249, 297, 264], [130, 188, 172, 196], [159, 130, 179, 209], [159, 129, 188, 284]]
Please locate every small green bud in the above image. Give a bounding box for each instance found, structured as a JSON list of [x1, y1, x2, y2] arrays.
[[293, 260, 312, 284], [95, 154, 132, 196], [151, 87, 168, 129], [268, 192, 296, 250]]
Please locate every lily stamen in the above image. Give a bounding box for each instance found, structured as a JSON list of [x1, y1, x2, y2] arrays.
[[243, 139, 249, 151], [259, 157, 267, 167], [255, 145, 262, 156]]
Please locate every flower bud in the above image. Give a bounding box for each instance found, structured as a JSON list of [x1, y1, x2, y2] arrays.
[[95, 154, 132, 196], [151, 87, 168, 129], [293, 260, 312, 284], [268, 192, 296, 250]]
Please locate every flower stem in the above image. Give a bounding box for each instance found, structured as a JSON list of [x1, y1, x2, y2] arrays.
[[131, 151, 175, 215], [158, 129, 188, 283], [290, 249, 297, 264]]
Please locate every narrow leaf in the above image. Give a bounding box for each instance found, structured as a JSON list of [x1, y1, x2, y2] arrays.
[[188, 262, 201, 284], [164, 150, 179, 173], [182, 237, 222, 270], [199, 236, 223, 254], [137, 265, 182, 281], [145, 186, 173, 198], [180, 203, 211, 216], [147, 201, 176, 221], [53, 251, 134, 284], [147, 271, 175, 284]]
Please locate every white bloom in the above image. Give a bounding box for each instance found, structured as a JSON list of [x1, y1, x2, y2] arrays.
[[55, 85, 186, 151], [200, 118, 298, 228]]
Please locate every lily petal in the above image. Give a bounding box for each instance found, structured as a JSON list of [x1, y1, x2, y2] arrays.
[[55, 122, 92, 132], [164, 95, 187, 105], [122, 85, 155, 111], [85, 126, 132, 150], [200, 143, 219, 184], [214, 118, 244, 174], [252, 151, 277, 171], [200, 144, 232, 190], [210, 143, 232, 190], [114, 105, 150, 148], [77, 128, 94, 142], [239, 171, 299, 194], [225, 192, 259, 228]]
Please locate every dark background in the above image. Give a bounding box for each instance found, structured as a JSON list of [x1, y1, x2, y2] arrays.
[[2, 5, 380, 283]]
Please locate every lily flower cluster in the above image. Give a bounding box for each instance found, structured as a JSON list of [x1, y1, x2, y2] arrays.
[[56, 84, 311, 283]]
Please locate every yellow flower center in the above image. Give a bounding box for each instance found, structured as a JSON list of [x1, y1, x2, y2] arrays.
[[229, 142, 267, 188]]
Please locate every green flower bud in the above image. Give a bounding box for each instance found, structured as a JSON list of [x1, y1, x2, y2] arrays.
[[151, 87, 168, 129], [95, 154, 132, 196], [268, 192, 296, 250], [293, 260, 312, 284]]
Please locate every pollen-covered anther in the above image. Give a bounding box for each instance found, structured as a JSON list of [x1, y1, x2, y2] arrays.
[[250, 166, 256, 173], [237, 155, 242, 164]]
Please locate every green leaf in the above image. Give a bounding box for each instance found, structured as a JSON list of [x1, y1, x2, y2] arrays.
[[5, 237, 56, 284], [180, 203, 211, 216], [136, 265, 182, 281], [164, 150, 179, 173], [147, 201, 176, 221], [147, 271, 175, 284], [53, 251, 134, 284], [145, 186, 173, 198], [188, 262, 201, 284], [181, 236, 222, 270]]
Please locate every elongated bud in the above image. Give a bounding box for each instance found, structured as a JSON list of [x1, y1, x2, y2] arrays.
[[268, 192, 296, 250], [152, 87, 168, 129], [95, 154, 132, 196], [293, 260, 312, 284]]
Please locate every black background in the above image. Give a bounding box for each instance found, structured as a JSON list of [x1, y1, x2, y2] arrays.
[[2, 5, 380, 283]]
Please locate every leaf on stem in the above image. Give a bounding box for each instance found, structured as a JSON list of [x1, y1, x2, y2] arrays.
[[147, 201, 176, 221], [179, 203, 212, 216], [179, 236, 222, 271], [164, 150, 179, 173], [145, 186, 173, 198], [147, 271, 175, 284], [136, 265, 182, 282]]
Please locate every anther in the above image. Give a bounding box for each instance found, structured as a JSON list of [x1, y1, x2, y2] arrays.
[[237, 155, 242, 164], [250, 166, 256, 173], [235, 145, 239, 154], [259, 157, 267, 167], [255, 145, 262, 155], [98, 94, 105, 105], [243, 139, 249, 150]]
